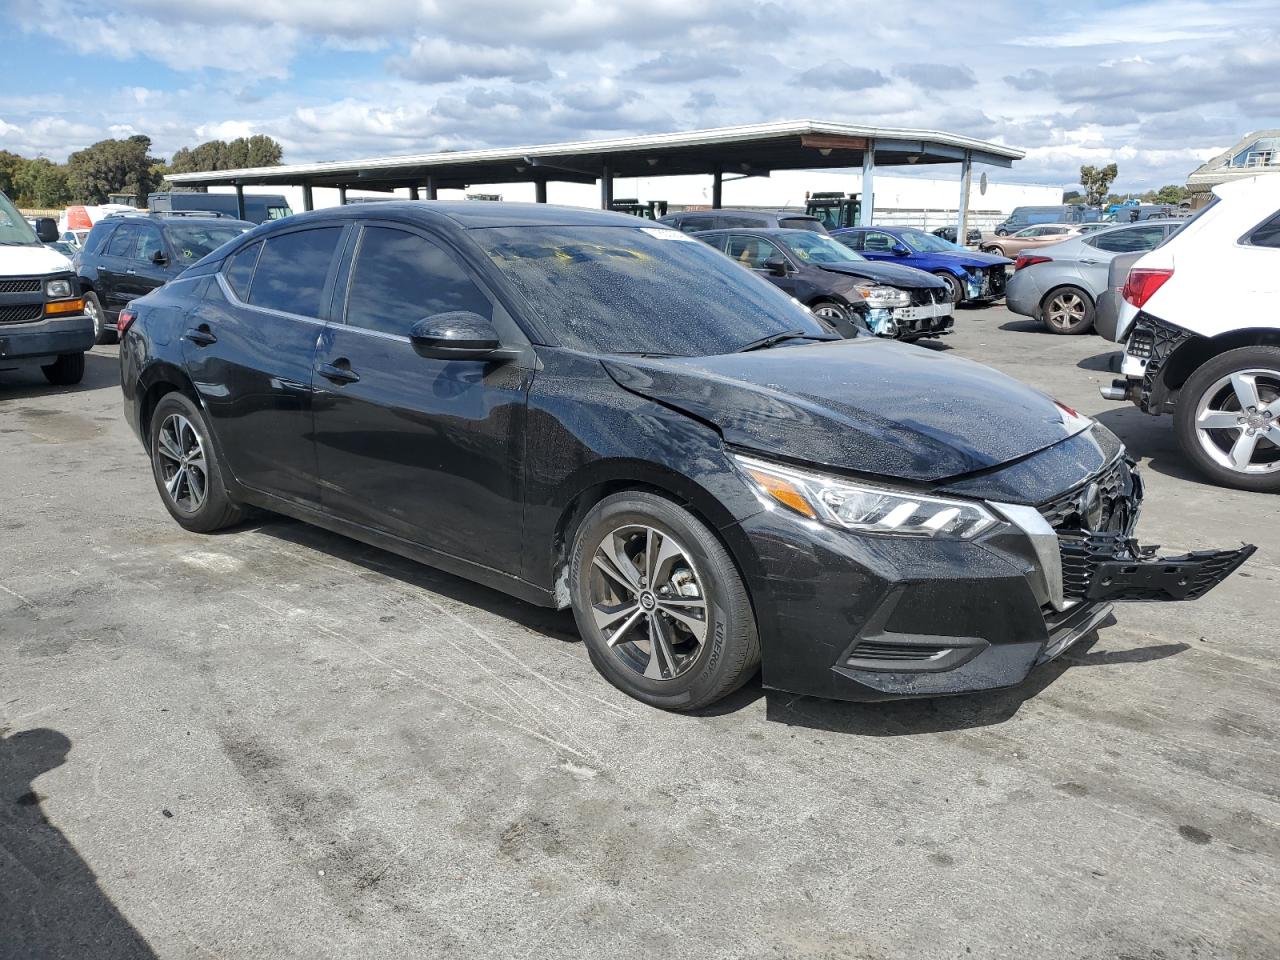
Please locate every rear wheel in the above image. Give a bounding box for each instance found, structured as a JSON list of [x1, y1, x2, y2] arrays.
[[935, 272, 965, 304], [1040, 286, 1095, 335], [148, 392, 245, 531], [41, 352, 84, 385], [1175, 347, 1280, 492], [569, 492, 760, 711]]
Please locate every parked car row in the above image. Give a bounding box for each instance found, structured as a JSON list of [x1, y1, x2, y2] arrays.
[[116, 200, 1253, 713]]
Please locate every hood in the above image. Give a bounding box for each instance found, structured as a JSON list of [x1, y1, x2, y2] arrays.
[[602, 339, 1092, 483], [815, 261, 944, 289], [1, 244, 73, 276], [926, 249, 1011, 268]]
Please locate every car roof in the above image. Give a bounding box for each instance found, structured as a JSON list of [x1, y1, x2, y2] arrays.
[[690, 227, 811, 238], [273, 200, 648, 230], [667, 209, 818, 220], [99, 212, 254, 229]]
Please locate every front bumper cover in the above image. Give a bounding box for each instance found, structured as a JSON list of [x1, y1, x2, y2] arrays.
[[737, 452, 1253, 703]]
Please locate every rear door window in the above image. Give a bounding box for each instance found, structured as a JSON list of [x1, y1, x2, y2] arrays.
[[135, 226, 165, 263], [246, 227, 343, 318], [105, 223, 139, 258], [344, 226, 491, 336]]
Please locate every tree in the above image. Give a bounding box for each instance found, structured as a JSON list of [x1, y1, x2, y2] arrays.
[[1062, 189, 1083, 204], [165, 135, 283, 185], [1079, 163, 1119, 206], [1147, 184, 1189, 205], [13, 158, 71, 208], [0, 151, 25, 198], [66, 135, 159, 204]]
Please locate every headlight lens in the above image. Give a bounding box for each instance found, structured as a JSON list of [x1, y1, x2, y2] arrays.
[[45, 278, 73, 299], [856, 285, 911, 308], [735, 454, 997, 540]]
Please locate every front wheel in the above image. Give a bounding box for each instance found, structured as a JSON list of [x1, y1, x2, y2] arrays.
[[1040, 286, 1095, 335], [41, 352, 84, 385], [84, 292, 114, 345], [149, 392, 245, 531], [569, 492, 760, 711], [934, 272, 965, 304], [1175, 347, 1280, 492], [810, 299, 866, 337]]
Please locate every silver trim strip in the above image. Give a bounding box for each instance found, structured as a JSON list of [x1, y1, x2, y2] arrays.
[[991, 502, 1067, 612]]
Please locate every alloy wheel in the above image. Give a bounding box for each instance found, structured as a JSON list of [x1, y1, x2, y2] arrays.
[[1194, 369, 1280, 474], [155, 413, 209, 512], [85, 295, 101, 341], [1045, 291, 1087, 330], [589, 524, 709, 681], [812, 303, 847, 322]]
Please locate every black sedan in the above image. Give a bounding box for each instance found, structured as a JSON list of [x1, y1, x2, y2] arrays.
[[932, 225, 983, 246], [695, 228, 953, 340], [118, 203, 1252, 711]]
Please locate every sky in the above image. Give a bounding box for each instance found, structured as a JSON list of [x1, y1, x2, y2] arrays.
[[3, 0, 1278, 192]]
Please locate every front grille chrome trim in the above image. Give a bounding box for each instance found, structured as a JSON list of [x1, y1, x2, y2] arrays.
[[991, 502, 1067, 611]]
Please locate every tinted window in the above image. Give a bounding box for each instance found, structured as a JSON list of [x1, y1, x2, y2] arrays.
[[862, 231, 898, 252], [725, 235, 783, 269], [1088, 225, 1167, 253], [839, 231, 865, 251], [778, 217, 825, 233], [135, 226, 164, 262], [345, 227, 491, 336], [1247, 211, 1280, 248], [85, 222, 117, 254], [223, 241, 261, 300], [105, 223, 139, 257], [476, 225, 830, 356], [719, 215, 768, 228], [247, 227, 342, 318], [167, 223, 251, 263]]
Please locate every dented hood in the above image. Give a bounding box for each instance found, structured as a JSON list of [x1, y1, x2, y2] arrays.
[[602, 338, 1092, 483], [814, 260, 945, 289]]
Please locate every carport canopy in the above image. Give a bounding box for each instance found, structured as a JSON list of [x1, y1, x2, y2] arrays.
[[164, 119, 1025, 234]]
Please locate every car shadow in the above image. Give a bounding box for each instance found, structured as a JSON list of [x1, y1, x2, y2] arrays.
[[0, 727, 159, 958], [998, 318, 1048, 334], [0, 348, 120, 400], [248, 518, 582, 646], [1090, 407, 1210, 485], [1077, 350, 1122, 373]]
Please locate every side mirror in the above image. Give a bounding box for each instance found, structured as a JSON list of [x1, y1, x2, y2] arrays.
[[762, 255, 789, 276], [151, 250, 168, 266], [409, 311, 504, 361], [35, 218, 58, 243], [890, 243, 910, 257]]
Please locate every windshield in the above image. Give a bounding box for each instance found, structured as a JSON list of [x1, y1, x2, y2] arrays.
[[897, 229, 959, 253], [0, 192, 40, 247], [475, 225, 831, 356], [780, 231, 865, 264], [166, 223, 251, 262]]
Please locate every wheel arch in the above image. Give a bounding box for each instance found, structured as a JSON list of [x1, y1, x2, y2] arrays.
[[547, 459, 761, 611], [137, 361, 204, 443], [1039, 283, 1096, 310], [1160, 328, 1280, 396]]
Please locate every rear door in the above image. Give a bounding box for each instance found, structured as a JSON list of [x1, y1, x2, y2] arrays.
[[181, 224, 347, 507], [96, 222, 141, 315], [313, 222, 533, 574]]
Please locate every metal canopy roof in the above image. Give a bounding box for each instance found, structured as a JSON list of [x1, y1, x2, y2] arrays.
[[165, 119, 1025, 192]]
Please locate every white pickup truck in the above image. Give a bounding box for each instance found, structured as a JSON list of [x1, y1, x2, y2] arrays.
[[0, 190, 94, 385]]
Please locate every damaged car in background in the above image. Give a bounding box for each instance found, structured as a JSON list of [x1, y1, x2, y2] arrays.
[[119, 203, 1253, 711], [694, 227, 953, 340], [833, 225, 1011, 305]]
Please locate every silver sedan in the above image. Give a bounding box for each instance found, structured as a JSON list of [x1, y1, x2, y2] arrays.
[[1005, 220, 1181, 334]]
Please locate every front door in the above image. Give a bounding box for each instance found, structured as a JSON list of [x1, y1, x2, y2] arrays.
[[116, 223, 172, 306], [313, 223, 532, 575], [856, 229, 901, 263], [181, 224, 347, 507], [724, 234, 798, 298]]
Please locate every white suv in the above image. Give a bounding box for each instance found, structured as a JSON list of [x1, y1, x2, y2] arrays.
[[1102, 176, 1280, 491]]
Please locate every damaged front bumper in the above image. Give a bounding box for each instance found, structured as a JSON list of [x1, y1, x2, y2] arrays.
[[738, 448, 1254, 703], [865, 300, 955, 339]]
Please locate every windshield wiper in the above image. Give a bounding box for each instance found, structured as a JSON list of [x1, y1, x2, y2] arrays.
[[736, 330, 836, 353]]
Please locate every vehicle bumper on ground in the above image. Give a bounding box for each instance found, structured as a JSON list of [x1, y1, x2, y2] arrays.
[[735, 453, 1252, 703], [1004, 269, 1045, 319], [0, 314, 94, 367]]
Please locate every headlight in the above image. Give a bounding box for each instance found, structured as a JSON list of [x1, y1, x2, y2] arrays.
[[856, 285, 911, 308], [735, 454, 997, 540], [45, 278, 73, 299]]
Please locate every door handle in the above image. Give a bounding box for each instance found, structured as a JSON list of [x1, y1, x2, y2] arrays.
[[184, 325, 217, 346], [316, 360, 360, 384], [1079, 258, 1102, 265]]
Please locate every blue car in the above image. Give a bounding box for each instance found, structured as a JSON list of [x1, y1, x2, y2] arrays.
[[832, 226, 1012, 305]]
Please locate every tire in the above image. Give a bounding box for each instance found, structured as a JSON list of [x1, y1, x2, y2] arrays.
[[84, 291, 114, 345], [1040, 286, 1095, 335], [41, 352, 84, 385], [934, 272, 965, 304], [810, 299, 866, 337], [569, 491, 760, 711], [1174, 346, 1280, 493], [148, 392, 245, 532]]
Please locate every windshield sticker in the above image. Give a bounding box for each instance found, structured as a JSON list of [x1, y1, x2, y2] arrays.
[[639, 227, 697, 242]]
